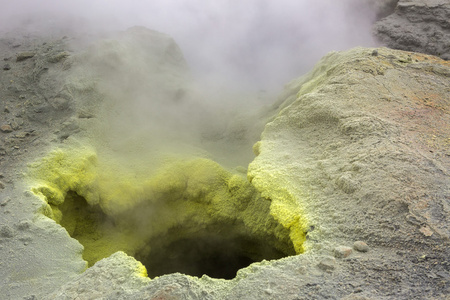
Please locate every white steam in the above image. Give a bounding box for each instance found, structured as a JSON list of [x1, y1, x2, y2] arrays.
[[1, 0, 384, 167], [1, 0, 379, 91]]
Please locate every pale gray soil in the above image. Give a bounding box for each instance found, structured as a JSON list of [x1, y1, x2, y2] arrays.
[[0, 25, 449, 300]]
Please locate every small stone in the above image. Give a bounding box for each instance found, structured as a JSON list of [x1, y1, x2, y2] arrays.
[[16, 52, 35, 62], [0, 198, 10, 206], [334, 246, 353, 258], [419, 226, 433, 237], [78, 110, 94, 119], [14, 132, 27, 138], [48, 52, 69, 63], [17, 221, 31, 231], [0, 225, 14, 238], [353, 241, 370, 252], [0, 181, 5, 189], [264, 289, 273, 295], [371, 49, 379, 56], [0, 125, 13, 133], [10, 121, 21, 131], [3, 64, 11, 70], [19, 236, 32, 245], [318, 256, 336, 271]]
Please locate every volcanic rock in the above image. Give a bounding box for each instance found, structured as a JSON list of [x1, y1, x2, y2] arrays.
[[16, 51, 36, 61], [353, 241, 370, 252], [0, 124, 13, 133], [334, 246, 353, 258], [318, 256, 336, 271], [0, 27, 448, 300], [374, 0, 450, 60]]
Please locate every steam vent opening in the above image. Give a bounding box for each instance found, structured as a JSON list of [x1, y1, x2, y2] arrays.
[[30, 154, 304, 279], [135, 228, 290, 279]]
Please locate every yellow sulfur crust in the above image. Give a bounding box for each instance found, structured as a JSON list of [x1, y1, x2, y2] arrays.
[[27, 147, 307, 270]]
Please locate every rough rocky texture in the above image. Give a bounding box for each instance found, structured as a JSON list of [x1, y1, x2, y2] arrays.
[[43, 252, 150, 300], [334, 246, 353, 259], [247, 46, 450, 299], [374, 0, 450, 60], [0, 31, 89, 300], [251, 47, 450, 243], [0, 27, 449, 300]]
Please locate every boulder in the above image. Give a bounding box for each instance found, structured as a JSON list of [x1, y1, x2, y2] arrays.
[[374, 0, 450, 60]]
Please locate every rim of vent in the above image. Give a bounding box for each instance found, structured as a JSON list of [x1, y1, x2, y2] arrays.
[[27, 148, 307, 278]]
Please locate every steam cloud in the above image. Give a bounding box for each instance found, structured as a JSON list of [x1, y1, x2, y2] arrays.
[[1, 0, 379, 92], [1, 0, 384, 167]]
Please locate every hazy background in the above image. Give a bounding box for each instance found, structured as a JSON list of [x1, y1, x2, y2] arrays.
[[1, 0, 388, 167], [1, 0, 381, 93]]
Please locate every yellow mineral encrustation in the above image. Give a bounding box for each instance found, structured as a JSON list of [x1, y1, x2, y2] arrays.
[[27, 147, 307, 279]]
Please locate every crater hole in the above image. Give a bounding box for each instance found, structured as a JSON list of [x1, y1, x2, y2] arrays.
[[39, 158, 301, 279], [135, 228, 291, 279], [52, 190, 296, 279]]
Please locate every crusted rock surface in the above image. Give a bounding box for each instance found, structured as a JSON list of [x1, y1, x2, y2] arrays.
[[374, 0, 450, 60], [0, 27, 449, 300]]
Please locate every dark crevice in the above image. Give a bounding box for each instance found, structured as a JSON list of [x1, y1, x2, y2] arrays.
[[136, 231, 291, 279]]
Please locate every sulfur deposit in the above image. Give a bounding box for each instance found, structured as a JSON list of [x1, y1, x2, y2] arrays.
[[28, 148, 302, 278], [0, 25, 449, 300]]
